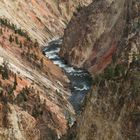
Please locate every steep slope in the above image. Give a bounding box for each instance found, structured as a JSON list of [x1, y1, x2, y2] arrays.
[[0, 0, 139, 139], [76, 30, 140, 140], [0, 18, 76, 139], [60, 0, 132, 75], [60, 0, 140, 139], [0, 0, 92, 45], [0, 0, 93, 139]]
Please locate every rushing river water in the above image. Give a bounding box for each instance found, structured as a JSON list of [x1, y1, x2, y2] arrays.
[[43, 39, 92, 112]]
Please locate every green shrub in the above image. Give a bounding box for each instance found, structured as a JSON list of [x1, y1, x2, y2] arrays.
[[114, 64, 125, 77], [104, 65, 115, 80]]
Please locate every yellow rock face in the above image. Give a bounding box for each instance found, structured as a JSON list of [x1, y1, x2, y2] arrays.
[[0, 0, 92, 45]]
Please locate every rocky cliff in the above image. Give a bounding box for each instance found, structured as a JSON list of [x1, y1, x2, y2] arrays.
[[60, 0, 140, 140], [60, 0, 139, 75], [76, 31, 140, 140], [0, 0, 92, 45], [0, 18, 74, 139], [0, 0, 140, 140], [0, 0, 94, 139]]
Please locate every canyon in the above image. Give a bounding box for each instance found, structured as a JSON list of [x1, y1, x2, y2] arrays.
[[0, 0, 140, 140], [0, 0, 93, 139], [60, 0, 128, 75], [60, 0, 140, 140], [0, 0, 92, 44]]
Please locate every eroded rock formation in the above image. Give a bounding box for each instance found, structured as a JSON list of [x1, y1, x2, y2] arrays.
[[60, 0, 140, 140], [0, 0, 92, 45], [60, 0, 140, 75]]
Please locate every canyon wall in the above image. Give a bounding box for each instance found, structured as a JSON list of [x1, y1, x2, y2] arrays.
[[0, 0, 92, 45], [0, 21, 73, 140], [0, 1, 92, 139], [60, 0, 140, 139], [60, 0, 130, 75], [76, 30, 140, 140], [0, 0, 139, 139]]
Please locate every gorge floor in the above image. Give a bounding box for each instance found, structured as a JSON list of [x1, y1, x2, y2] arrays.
[[43, 39, 92, 113]]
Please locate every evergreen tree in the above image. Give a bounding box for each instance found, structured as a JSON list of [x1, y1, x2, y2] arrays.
[[2, 61, 9, 80], [19, 41, 23, 48], [104, 66, 114, 80], [40, 58, 44, 67], [9, 35, 13, 43], [0, 28, 3, 35], [34, 39, 39, 48], [13, 73, 17, 90], [15, 36, 19, 44]]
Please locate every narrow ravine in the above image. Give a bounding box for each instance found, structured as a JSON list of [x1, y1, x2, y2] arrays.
[[43, 39, 92, 112]]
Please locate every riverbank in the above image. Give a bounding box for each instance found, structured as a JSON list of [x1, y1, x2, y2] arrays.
[[43, 39, 92, 112]]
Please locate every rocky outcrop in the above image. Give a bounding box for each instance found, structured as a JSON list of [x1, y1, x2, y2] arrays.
[[0, 20, 75, 139], [0, 1, 93, 139], [0, 0, 92, 45], [60, 0, 140, 139], [60, 0, 131, 75], [76, 29, 140, 140], [0, 0, 139, 139], [0, 104, 39, 140]]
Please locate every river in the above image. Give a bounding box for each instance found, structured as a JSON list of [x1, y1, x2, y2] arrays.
[[43, 39, 92, 112]]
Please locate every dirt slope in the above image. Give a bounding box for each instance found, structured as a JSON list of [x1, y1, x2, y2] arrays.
[[0, 0, 92, 45]]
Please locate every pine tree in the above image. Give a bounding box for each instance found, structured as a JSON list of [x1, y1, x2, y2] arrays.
[[0, 28, 3, 35], [34, 39, 39, 48], [13, 73, 17, 90], [19, 41, 22, 48], [40, 58, 44, 68], [9, 35, 13, 43], [15, 36, 19, 44], [2, 61, 9, 80]]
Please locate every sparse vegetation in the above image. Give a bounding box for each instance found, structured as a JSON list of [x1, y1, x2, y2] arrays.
[[32, 104, 43, 118], [103, 65, 115, 80], [15, 36, 19, 44], [19, 41, 23, 48], [0, 18, 31, 40], [15, 86, 31, 105], [0, 28, 3, 35], [93, 62, 127, 85], [13, 73, 17, 90], [9, 35, 13, 43], [0, 17, 45, 71], [0, 61, 10, 80], [76, 5, 83, 12]]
